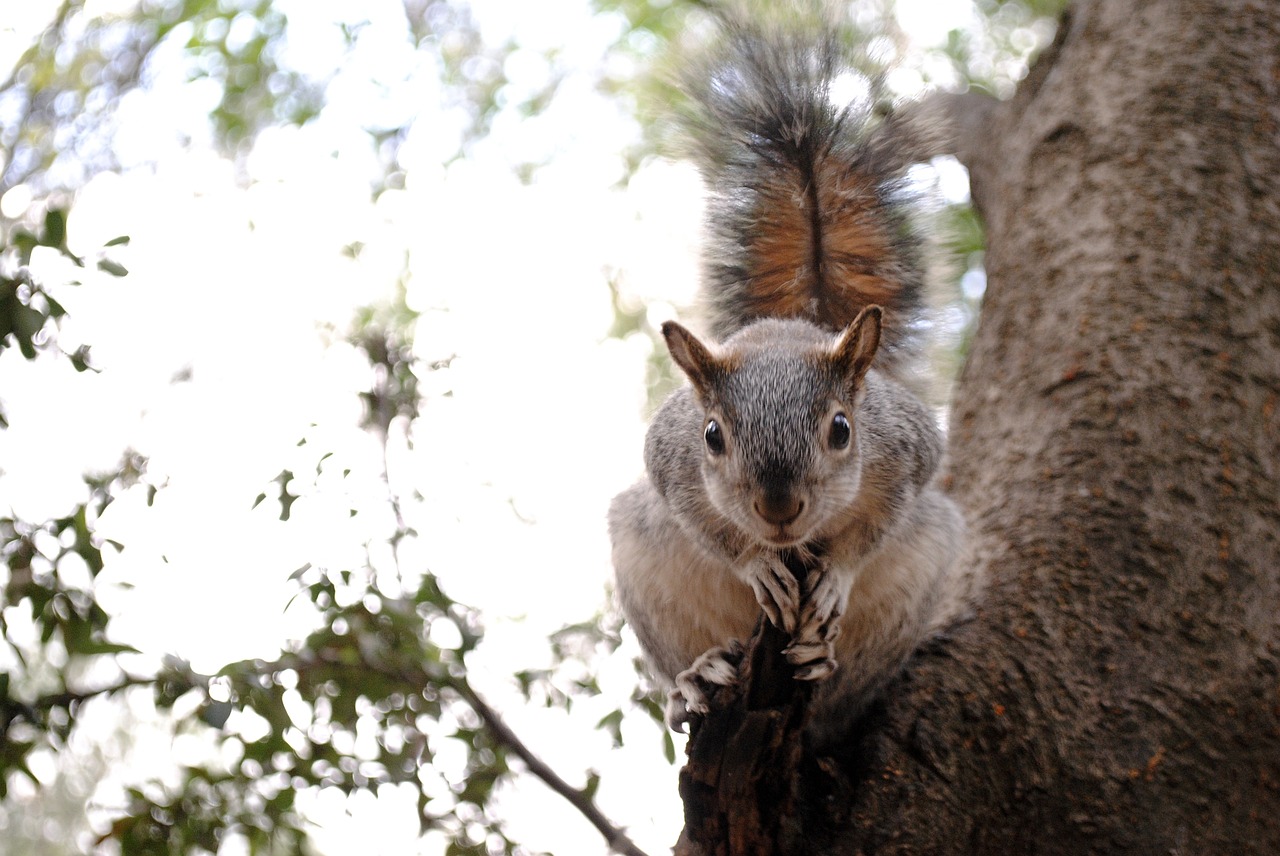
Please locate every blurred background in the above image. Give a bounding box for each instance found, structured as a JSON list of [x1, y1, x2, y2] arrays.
[[0, 1, 1059, 853]]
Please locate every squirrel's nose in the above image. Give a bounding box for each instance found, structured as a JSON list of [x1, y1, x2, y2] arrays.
[[754, 493, 804, 527]]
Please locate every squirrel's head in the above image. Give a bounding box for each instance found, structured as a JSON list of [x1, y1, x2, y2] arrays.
[[662, 306, 882, 548]]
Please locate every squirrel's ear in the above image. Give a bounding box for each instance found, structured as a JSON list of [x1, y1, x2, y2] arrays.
[[662, 321, 721, 393], [832, 305, 883, 383]]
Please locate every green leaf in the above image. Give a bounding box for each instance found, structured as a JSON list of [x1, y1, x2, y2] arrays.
[[43, 209, 67, 248], [596, 708, 624, 748], [62, 615, 93, 654], [72, 505, 105, 575], [83, 640, 141, 656], [200, 700, 234, 729], [97, 259, 129, 277], [70, 345, 94, 372], [581, 770, 601, 801], [275, 469, 298, 521], [1, 739, 37, 793], [11, 304, 44, 359], [11, 231, 37, 264], [104, 235, 131, 247]]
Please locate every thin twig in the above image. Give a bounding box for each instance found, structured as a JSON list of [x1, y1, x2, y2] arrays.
[[453, 680, 652, 856], [5, 674, 152, 729]]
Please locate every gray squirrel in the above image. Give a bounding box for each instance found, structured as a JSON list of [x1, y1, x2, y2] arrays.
[[608, 16, 976, 748]]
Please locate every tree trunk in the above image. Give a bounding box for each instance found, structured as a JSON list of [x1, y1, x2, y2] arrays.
[[680, 0, 1280, 851]]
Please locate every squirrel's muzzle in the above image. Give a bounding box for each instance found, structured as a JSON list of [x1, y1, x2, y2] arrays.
[[754, 491, 804, 527]]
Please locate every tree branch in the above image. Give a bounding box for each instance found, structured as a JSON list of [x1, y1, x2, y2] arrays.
[[306, 641, 653, 856], [2, 674, 152, 738], [676, 551, 831, 856], [452, 680, 652, 856]]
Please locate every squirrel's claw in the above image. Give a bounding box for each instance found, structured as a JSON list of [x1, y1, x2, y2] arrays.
[[785, 637, 839, 681], [802, 566, 847, 628], [667, 641, 745, 731], [785, 567, 850, 682], [791, 655, 838, 682], [664, 688, 696, 732], [746, 554, 802, 634]]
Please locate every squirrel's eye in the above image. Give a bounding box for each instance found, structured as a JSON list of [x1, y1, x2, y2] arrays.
[[704, 419, 726, 456], [829, 412, 851, 450]]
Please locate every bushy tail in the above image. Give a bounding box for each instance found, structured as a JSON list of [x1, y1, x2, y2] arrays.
[[676, 13, 937, 374]]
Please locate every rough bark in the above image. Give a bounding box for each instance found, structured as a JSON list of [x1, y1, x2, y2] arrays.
[[678, 0, 1280, 852], [675, 616, 810, 856]]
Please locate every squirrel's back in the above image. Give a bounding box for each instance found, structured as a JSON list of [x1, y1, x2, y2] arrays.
[[676, 15, 936, 376]]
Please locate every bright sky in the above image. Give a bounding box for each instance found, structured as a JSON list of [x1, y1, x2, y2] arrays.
[[0, 1, 981, 853]]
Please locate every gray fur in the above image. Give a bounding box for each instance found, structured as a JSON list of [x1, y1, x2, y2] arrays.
[[610, 315, 973, 747]]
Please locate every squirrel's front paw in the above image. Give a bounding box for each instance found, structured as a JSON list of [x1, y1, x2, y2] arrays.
[[744, 553, 802, 634], [666, 641, 745, 732], [785, 567, 848, 681]]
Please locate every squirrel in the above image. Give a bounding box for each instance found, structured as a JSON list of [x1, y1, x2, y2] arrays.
[[608, 14, 975, 748]]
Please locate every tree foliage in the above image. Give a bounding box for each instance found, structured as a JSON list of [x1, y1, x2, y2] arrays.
[[0, 2, 641, 852], [1, 255, 642, 852]]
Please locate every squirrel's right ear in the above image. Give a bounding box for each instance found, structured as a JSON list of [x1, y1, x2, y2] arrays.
[[662, 321, 721, 394], [832, 305, 883, 384]]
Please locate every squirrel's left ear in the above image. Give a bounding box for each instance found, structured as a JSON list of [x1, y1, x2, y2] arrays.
[[662, 321, 722, 395], [832, 305, 882, 383]]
